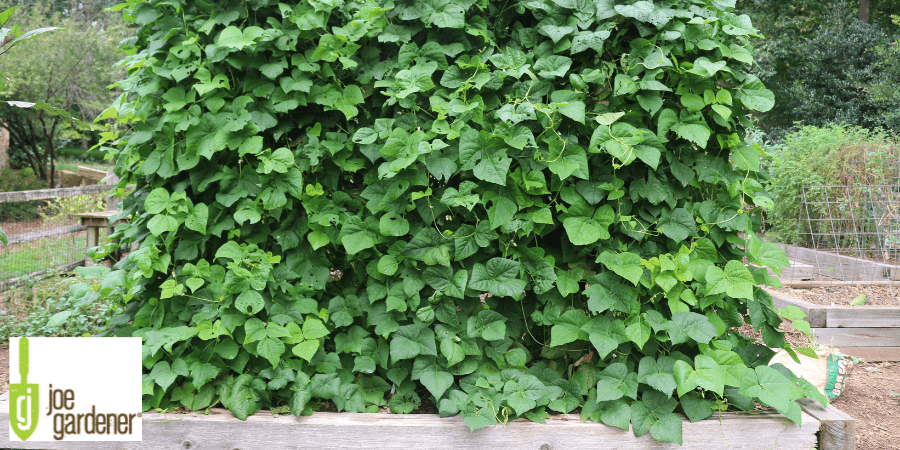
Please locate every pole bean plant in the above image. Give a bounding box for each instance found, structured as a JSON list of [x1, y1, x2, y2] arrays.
[[88, 0, 826, 443]]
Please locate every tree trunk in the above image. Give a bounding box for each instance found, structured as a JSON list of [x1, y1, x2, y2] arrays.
[[859, 0, 870, 23], [0, 127, 9, 170], [48, 117, 61, 188], [2, 118, 42, 176], [26, 118, 48, 182]]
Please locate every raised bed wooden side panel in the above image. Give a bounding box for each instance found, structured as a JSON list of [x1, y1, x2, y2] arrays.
[[811, 328, 900, 347], [798, 398, 856, 450], [772, 293, 900, 361], [773, 294, 827, 328], [827, 307, 900, 328], [775, 243, 900, 281], [0, 396, 819, 450], [835, 347, 900, 361]]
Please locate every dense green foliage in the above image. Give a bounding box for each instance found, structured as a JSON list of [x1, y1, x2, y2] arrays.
[[58, 146, 109, 162], [739, 0, 900, 138], [765, 124, 900, 243], [86, 0, 826, 443], [0, 0, 122, 21], [763, 13, 899, 136]]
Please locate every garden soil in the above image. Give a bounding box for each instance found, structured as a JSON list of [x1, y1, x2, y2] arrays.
[[0, 343, 898, 448], [0, 218, 51, 236], [772, 285, 900, 306]]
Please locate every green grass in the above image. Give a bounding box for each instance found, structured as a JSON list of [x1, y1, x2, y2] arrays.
[[54, 156, 114, 174], [0, 234, 85, 280]]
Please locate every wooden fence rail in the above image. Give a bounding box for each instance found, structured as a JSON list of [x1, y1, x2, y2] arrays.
[[0, 184, 111, 203], [6, 224, 87, 245], [773, 292, 900, 361]]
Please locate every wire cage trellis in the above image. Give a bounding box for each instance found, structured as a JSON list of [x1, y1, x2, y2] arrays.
[[796, 184, 900, 304]]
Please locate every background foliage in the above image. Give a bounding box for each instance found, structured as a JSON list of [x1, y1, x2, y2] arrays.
[[0, 0, 128, 185], [738, 0, 900, 139], [82, 0, 825, 443], [764, 124, 900, 243]]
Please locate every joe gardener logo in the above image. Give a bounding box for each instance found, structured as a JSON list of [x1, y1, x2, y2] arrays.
[[7, 337, 142, 442]]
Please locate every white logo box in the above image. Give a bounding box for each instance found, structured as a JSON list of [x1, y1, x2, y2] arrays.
[[8, 337, 142, 442]]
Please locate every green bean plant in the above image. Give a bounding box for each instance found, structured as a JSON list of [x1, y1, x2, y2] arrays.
[[85, 0, 825, 443]]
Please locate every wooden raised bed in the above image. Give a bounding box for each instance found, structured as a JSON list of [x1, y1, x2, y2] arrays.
[[775, 243, 900, 282], [772, 292, 900, 361], [0, 393, 853, 449]]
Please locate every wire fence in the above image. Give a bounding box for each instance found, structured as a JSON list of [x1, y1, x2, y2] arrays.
[[790, 184, 900, 303], [0, 185, 111, 291], [800, 185, 900, 258]]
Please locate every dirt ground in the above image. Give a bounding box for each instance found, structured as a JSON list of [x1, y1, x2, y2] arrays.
[[0, 218, 51, 236], [1, 338, 897, 448], [831, 361, 900, 449], [0, 284, 42, 321], [772, 285, 900, 306], [0, 343, 7, 396]]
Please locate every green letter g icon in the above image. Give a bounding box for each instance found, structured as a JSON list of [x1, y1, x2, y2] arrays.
[[10, 337, 39, 440]]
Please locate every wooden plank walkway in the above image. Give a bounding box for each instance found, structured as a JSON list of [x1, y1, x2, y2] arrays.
[[0, 184, 110, 203]]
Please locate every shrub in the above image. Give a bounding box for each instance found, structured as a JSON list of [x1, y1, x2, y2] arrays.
[[0, 167, 47, 221], [751, 10, 900, 139], [40, 193, 106, 227], [765, 123, 900, 244], [90, 0, 823, 443]]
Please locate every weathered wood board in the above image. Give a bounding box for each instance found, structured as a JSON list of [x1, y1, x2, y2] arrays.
[[783, 281, 900, 288], [6, 224, 86, 245], [797, 398, 856, 450], [772, 293, 900, 359], [0, 259, 84, 292], [772, 293, 827, 328], [77, 165, 108, 183], [73, 210, 122, 225], [776, 243, 900, 281], [811, 327, 900, 347], [0, 394, 821, 450], [0, 184, 110, 203], [827, 307, 900, 328]]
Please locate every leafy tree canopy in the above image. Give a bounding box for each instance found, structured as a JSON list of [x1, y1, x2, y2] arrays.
[[739, 0, 900, 138], [0, 1, 129, 184]]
